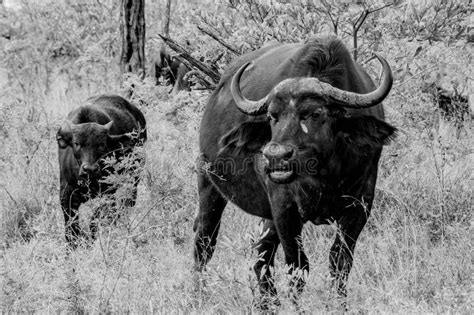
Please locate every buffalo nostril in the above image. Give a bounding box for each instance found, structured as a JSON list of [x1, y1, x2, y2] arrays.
[[282, 148, 294, 159], [80, 164, 100, 176], [262, 143, 276, 159], [263, 143, 294, 160]]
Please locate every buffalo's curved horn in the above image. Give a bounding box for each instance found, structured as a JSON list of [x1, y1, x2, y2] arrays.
[[230, 62, 269, 115], [59, 121, 72, 133], [300, 53, 393, 109]]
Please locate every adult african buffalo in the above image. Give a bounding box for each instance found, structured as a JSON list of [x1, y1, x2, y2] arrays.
[[149, 43, 190, 94], [194, 35, 396, 305], [57, 95, 147, 247]]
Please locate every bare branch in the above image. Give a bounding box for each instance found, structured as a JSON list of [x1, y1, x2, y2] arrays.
[[319, 0, 339, 34], [355, 2, 394, 32], [369, 3, 393, 14], [197, 25, 241, 55], [354, 9, 369, 34], [352, 3, 394, 60]]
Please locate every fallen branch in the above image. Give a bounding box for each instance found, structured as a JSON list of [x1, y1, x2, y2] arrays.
[[157, 34, 221, 84]]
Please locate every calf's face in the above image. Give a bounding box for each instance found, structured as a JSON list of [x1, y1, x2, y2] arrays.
[[57, 121, 119, 177]]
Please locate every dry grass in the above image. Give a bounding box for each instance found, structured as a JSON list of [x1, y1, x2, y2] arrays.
[[1, 77, 471, 313]]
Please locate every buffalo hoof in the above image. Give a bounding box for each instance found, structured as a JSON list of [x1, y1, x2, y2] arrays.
[[191, 271, 211, 308], [192, 270, 209, 296], [254, 294, 280, 313], [65, 230, 88, 250]]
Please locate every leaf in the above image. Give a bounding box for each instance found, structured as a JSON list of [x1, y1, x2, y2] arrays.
[[413, 45, 423, 58]]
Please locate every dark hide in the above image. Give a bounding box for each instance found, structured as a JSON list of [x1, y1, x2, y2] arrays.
[[194, 34, 396, 307], [219, 120, 271, 155], [149, 44, 190, 94], [57, 94, 146, 247]]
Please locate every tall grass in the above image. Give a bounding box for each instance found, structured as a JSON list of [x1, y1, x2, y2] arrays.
[[1, 72, 471, 313]]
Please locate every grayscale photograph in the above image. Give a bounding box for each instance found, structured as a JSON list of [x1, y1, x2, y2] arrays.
[[0, 0, 472, 313]]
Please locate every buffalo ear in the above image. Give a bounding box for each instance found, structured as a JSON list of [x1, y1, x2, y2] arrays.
[[108, 132, 136, 148], [335, 116, 396, 152], [219, 120, 271, 155], [57, 122, 72, 149]]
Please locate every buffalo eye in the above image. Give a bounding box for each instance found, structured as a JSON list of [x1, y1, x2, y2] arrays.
[[267, 112, 278, 123], [311, 109, 322, 120], [73, 141, 80, 149], [97, 145, 107, 154]]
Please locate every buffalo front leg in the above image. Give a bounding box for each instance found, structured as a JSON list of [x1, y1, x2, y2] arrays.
[[193, 174, 227, 271], [120, 173, 141, 208], [253, 219, 280, 305], [89, 202, 109, 242], [329, 214, 367, 297], [89, 182, 129, 241], [269, 195, 309, 303], [60, 183, 85, 248]]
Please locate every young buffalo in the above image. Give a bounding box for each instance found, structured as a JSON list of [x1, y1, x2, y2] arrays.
[[56, 95, 146, 247]]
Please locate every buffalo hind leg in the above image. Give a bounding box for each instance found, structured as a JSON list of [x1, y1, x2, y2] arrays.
[[253, 219, 280, 307], [193, 174, 227, 271], [329, 214, 367, 298]]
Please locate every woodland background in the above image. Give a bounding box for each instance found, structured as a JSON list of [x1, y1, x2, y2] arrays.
[[0, 0, 472, 313]]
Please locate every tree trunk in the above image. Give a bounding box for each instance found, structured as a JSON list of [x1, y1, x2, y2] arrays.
[[163, 0, 172, 38], [120, 0, 145, 78]]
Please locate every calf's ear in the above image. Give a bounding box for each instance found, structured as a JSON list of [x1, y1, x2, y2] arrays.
[[108, 132, 138, 148], [57, 122, 72, 149], [335, 116, 396, 152]]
